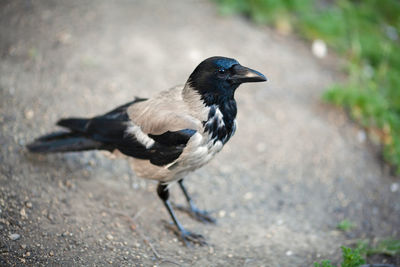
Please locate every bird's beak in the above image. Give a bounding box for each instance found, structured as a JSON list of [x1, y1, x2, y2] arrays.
[[229, 64, 267, 84]]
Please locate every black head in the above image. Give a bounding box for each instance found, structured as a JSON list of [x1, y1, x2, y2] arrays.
[[187, 56, 267, 106]]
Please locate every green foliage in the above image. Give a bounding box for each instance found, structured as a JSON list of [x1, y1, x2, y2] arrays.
[[216, 0, 400, 172], [341, 246, 366, 267], [313, 239, 400, 266], [314, 259, 335, 267], [314, 246, 366, 267], [367, 239, 400, 256], [217, 0, 314, 24], [336, 219, 356, 232]]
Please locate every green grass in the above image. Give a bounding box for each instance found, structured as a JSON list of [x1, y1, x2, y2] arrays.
[[216, 0, 400, 173], [314, 239, 400, 266], [366, 239, 400, 256], [314, 246, 366, 267], [337, 219, 356, 232]]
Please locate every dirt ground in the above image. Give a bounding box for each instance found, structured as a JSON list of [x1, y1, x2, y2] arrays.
[[1, 0, 399, 266]]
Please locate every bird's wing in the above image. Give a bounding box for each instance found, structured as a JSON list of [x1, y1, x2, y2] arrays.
[[126, 86, 203, 134], [119, 87, 203, 165], [59, 89, 200, 166]]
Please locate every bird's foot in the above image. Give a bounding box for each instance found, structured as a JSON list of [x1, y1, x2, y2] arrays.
[[174, 204, 217, 224], [163, 220, 207, 247], [179, 229, 207, 247]]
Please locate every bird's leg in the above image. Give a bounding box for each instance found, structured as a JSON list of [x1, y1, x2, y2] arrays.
[[157, 183, 206, 246], [175, 179, 216, 224]]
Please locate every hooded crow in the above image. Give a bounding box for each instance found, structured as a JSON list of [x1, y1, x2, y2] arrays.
[[27, 56, 267, 245]]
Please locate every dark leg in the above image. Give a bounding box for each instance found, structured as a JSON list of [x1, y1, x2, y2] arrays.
[[176, 179, 216, 224], [157, 183, 206, 246]]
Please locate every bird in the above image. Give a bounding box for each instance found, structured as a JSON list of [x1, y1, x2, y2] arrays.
[[27, 56, 267, 245]]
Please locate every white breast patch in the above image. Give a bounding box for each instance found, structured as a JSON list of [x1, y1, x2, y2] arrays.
[[166, 131, 224, 175]]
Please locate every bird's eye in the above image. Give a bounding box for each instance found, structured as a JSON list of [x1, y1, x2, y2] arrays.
[[218, 69, 226, 74]]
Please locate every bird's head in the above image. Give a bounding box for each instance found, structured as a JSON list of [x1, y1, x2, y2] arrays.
[[186, 56, 267, 106]]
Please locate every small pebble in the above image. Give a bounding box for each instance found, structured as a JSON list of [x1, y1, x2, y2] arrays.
[[24, 110, 34, 119], [0, 218, 10, 225], [311, 39, 327, 58], [25, 202, 32, 208], [218, 210, 226, 218], [48, 214, 54, 221], [9, 233, 20, 240], [25, 251, 31, 257], [21, 244, 27, 249], [20, 208, 27, 218], [243, 192, 253, 200], [106, 234, 114, 240], [286, 250, 293, 256], [390, 183, 399, 192], [49, 251, 54, 256], [65, 180, 73, 188]]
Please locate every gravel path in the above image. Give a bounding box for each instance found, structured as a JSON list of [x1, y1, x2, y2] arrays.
[[1, 0, 399, 266]]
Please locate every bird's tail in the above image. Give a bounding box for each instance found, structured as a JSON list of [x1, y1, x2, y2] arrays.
[[27, 118, 108, 153], [26, 131, 104, 153]]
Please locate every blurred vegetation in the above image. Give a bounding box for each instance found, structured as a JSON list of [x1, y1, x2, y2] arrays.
[[337, 219, 356, 232], [216, 0, 400, 173], [314, 246, 366, 267], [314, 239, 400, 267], [364, 238, 400, 257]]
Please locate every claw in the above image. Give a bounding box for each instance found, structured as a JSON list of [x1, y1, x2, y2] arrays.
[[163, 220, 207, 246], [180, 229, 207, 247]]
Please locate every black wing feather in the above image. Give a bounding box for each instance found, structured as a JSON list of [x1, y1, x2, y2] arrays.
[[149, 129, 196, 146], [29, 98, 196, 164], [57, 99, 196, 166]]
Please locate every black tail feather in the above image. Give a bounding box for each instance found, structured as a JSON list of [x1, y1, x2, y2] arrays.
[[27, 99, 146, 155], [57, 118, 89, 133], [35, 131, 80, 142], [27, 131, 109, 153]]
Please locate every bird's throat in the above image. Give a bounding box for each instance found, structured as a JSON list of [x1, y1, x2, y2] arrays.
[[203, 100, 237, 144]]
